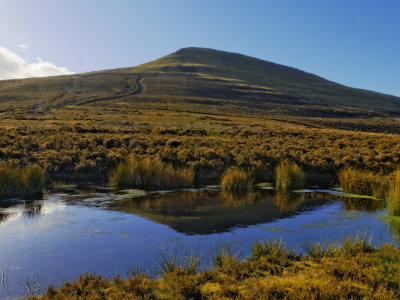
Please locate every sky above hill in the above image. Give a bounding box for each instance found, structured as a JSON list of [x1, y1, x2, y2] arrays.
[[0, 0, 399, 96]]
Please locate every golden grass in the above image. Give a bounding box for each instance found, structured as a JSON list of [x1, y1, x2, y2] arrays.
[[0, 164, 45, 199], [338, 167, 389, 198], [388, 169, 400, 216], [109, 155, 194, 189], [220, 167, 253, 191], [275, 160, 305, 191], [2, 105, 400, 187], [30, 239, 400, 300]]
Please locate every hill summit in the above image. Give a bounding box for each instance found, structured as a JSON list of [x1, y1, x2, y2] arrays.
[[0, 47, 399, 116]]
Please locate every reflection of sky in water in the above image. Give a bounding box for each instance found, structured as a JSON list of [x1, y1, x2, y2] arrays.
[[0, 189, 397, 298]]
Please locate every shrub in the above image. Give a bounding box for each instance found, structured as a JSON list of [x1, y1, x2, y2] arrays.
[[338, 167, 388, 198], [220, 167, 253, 191], [388, 169, 400, 216], [109, 155, 194, 189], [275, 160, 305, 191]]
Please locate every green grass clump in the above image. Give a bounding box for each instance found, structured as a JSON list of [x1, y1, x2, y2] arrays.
[[0, 164, 45, 199], [388, 169, 400, 216], [220, 167, 253, 191], [338, 167, 388, 198], [275, 160, 305, 191], [109, 156, 194, 189]]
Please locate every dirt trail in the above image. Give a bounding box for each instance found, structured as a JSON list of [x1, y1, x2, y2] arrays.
[[78, 76, 144, 105], [134, 77, 144, 95], [32, 76, 145, 110]]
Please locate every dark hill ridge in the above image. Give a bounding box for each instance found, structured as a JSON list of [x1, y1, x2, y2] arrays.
[[0, 47, 399, 116]]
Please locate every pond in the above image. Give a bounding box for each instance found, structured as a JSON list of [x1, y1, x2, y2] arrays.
[[0, 187, 398, 298]]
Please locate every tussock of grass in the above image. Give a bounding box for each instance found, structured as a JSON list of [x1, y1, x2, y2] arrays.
[[157, 250, 199, 275], [388, 169, 400, 216], [31, 239, 400, 300], [275, 160, 305, 191], [338, 167, 388, 198], [109, 156, 194, 189], [342, 234, 374, 255], [251, 240, 291, 260], [23, 165, 46, 197], [220, 167, 253, 191], [213, 249, 239, 269], [0, 164, 45, 199], [304, 242, 339, 258]]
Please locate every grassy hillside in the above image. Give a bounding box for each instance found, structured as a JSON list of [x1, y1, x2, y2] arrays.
[[0, 47, 399, 117], [130, 47, 400, 114]]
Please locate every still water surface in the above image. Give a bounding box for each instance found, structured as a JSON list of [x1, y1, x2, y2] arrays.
[[0, 187, 398, 298]]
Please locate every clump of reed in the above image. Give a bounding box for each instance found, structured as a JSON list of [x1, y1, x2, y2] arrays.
[[213, 249, 240, 270], [275, 160, 305, 191], [342, 234, 374, 255], [338, 167, 388, 198], [304, 242, 339, 258], [0, 164, 45, 199], [251, 240, 289, 260], [388, 169, 400, 216], [220, 167, 253, 191], [109, 156, 194, 189], [157, 249, 199, 275]]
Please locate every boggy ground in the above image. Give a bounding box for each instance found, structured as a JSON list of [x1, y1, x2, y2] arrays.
[[1, 102, 400, 186], [29, 239, 400, 299]]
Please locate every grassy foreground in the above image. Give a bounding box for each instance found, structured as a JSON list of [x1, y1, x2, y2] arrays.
[[30, 239, 400, 300]]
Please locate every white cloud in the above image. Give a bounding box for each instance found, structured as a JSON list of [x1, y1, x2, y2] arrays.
[[0, 46, 74, 80], [18, 43, 29, 52]]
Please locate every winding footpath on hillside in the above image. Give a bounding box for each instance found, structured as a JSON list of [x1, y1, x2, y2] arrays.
[[77, 76, 145, 106], [134, 77, 144, 95], [31, 76, 145, 113]]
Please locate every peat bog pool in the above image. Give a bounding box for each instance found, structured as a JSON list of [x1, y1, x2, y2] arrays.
[[0, 186, 399, 298]]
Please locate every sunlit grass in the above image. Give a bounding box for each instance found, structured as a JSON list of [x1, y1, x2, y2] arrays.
[[338, 167, 388, 198], [0, 164, 45, 199], [30, 238, 400, 300], [275, 160, 305, 191], [109, 155, 194, 189], [220, 167, 253, 191]]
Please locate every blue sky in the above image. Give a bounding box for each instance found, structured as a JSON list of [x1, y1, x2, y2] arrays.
[[0, 0, 399, 96]]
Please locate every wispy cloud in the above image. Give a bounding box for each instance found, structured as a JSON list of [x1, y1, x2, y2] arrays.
[[18, 43, 29, 52], [0, 46, 74, 80]]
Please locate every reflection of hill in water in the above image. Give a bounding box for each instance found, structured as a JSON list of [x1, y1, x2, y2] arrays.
[[108, 190, 333, 235]]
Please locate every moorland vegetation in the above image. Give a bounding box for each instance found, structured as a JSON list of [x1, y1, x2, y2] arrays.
[[29, 237, 400, 300]]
